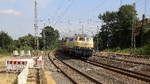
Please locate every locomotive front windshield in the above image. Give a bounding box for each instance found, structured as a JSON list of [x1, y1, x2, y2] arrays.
[[78, 37, 93, 42], [79, 37, 85, 41], [86, 37, 92, 42]]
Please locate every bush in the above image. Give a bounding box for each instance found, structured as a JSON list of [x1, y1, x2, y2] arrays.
[[19, 46, 33, 51], [0, 48, 9, 54], [103, 44, 150, 55], [141, 44, 150, 55]]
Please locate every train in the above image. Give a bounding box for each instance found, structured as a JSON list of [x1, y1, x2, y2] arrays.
[[61, 34, 94, 58]]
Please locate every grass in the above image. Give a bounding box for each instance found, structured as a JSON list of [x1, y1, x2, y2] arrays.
[[0, 52, 11, 59], [0, 48, 11, 57], [0, 48, 9, 53], [104, 45, 150, 55]]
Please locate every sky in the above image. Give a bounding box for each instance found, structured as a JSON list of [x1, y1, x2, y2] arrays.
[[0, 0, 149, 39]]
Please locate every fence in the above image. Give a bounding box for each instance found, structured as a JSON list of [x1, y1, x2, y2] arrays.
[[6, 60, 27, 72], [12, 50, 32, 56], [6, 59, 35, 72], [17, 64, 29, 84]]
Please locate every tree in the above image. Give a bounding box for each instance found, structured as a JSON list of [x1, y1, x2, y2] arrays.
[[41, 26, 59, 49], [98, 11, 119, 49], [0, 31, 13, 51], [96, 5, 138, 50], [18, 34, 35, 49], [94, 33, 104, 50], [117, 5, 138, 48]]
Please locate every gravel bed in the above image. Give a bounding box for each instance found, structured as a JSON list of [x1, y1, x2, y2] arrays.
[[57, 52, 149, 84], [93, 54, 150, 75], [89, 56, 140, 69], [52, 54, 97, 84], [65, 59, 125, 84], [43, 53, 73, 84], [97, 52, 150, 64]]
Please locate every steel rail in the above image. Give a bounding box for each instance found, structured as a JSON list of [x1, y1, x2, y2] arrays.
[[48, 52, 102, 84], [48, 52, 78, 84], [95, 55, 150, 66], [82, 59, 150, 83]]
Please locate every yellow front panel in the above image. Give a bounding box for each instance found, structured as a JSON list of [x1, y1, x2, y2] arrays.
[[74, 41, 93, 48]]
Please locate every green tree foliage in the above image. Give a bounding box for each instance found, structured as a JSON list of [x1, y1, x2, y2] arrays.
[[41, 26, 60, 49], [18, 34, 35, 50], [94, 34, 103, 50], [98, 11, 119, 48], [0, 26, 60, 53], [0, 31, 13, 52], [117, 5, 138, 48], [143, 28, 150, 45], [95, 5, 138, 50], [38, 37, 44, 50]]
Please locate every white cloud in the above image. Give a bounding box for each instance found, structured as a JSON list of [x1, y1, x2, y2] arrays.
[[0, 9, 21, 15]]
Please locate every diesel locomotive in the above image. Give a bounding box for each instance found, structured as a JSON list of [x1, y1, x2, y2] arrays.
[[62, 34, 94, 58]]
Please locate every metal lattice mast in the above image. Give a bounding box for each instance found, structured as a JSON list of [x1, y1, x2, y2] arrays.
[[131, 3, 136, 49], [34, 0, 39, 50]]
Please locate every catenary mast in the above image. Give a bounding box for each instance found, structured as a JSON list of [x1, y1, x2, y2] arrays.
[[34, 0, 39, 50]]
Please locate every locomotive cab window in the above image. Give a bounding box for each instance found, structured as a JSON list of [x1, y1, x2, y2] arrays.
[[79, 37, 85, 41], [86, 38, 91, 42]]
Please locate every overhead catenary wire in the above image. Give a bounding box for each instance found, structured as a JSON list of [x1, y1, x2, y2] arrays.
[[46, 0, 74, 38], [88, 0, 106, 12], [120, 0, 122, 6], [133, 0, 145, 19], [53, 0, 148, 38], [54, 0, 74, 27], [53, 0, 75, 38], [51, 0, 67, 26], [135, 0, 149, 18], [55, 0, 113, 37], [50, 0, 74, 36], [84, 0, 106, 36], [87, 0, 106, 18]]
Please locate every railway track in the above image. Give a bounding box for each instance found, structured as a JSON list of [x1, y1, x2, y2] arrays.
[[94, 55, 150, 66], [99, 52, 150, 59], [93, 54, 150, 76], [115, 53, 150, 59], [48, 51, 102, 84], [82, 59, 150, 83]]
